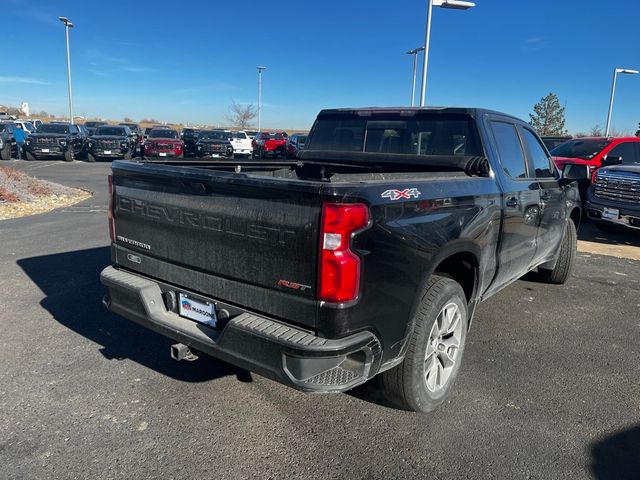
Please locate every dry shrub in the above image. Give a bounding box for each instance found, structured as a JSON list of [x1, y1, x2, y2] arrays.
[[2, 167, 26, 181], [0, 186, 20, 203]]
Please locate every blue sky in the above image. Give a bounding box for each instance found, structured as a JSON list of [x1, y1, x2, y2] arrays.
[[1, 0, 639, 132]]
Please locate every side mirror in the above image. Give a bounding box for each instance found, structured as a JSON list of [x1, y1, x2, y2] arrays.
[[562, 163, 590, 181], [601, 155, 623, 167]]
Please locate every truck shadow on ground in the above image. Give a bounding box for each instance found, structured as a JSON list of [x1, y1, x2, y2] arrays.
[[590, 425, 640, 480], [17, 246, 252, 384], [578, 221, 640, 248]]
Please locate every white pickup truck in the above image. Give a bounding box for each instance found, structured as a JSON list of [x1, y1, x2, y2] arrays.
[[228, 130, 253, 158]]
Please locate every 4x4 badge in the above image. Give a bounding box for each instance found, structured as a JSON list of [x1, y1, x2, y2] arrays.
[[381, 188, 421, 201]]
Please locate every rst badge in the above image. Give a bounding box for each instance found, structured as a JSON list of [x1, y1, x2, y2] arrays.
[[381, 188, 422, 201]]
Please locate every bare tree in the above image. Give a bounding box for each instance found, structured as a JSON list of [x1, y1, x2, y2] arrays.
[[123, 117, 134, 123], [225, 101, 257, 129], [589, 124, 603, 136]]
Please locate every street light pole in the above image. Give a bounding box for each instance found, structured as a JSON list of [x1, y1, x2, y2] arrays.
[[605, 67, 639, 137], [419, 0, 475, 107], [407, 47, 425, 106], [59, 16, 74, 125], [257, 66, 266, 132]]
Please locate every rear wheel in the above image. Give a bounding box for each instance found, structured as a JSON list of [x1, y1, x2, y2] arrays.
[[124, 150, 133, 160], [539, 220, 577, 284], [0, 142, 11, 160], [25, 151, 37, 161], [64, 149, 74, 162], [381, 275, 468, 413], [86, 153, 97, 163]]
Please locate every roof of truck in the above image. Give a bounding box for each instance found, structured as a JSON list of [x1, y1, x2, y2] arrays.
[[317, 107, 524, 122]]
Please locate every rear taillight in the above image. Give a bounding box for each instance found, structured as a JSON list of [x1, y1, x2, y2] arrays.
[[107, 175, 115, 242], [318, 203, 369, 303]]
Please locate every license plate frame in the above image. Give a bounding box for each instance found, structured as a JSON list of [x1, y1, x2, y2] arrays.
[[41, 148, 50, 153], [103, 150, 112, 155], [602, 207, 620, 221], [178, 293, 217, 328], [159, 152, 167, 157]]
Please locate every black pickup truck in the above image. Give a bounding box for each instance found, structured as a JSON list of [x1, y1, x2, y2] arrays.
[[25, 123, 88, 161], [87, 125, 137, 162], [101, 107, 583, 413], [586, 163, 640, 231]]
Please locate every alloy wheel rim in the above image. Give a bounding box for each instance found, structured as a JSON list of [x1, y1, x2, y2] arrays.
[[424, 302, 463, 393]]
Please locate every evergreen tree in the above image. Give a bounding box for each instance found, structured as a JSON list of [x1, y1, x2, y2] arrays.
[[529, 93, 568, 136]]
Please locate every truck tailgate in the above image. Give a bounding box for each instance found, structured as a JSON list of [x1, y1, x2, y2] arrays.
[[111, 162, 322, 326]]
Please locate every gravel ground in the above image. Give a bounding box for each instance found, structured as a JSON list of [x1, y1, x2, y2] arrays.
[[0, 166, 91, 220]]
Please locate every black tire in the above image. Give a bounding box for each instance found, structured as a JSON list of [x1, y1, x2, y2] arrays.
[[381, 275, 468, 413], [64, 149, 74, 162], [25, 151, 37, 161], [86, 153, 97, 163], [0, 142, 10, 160], [124, 150, 133, 160], [258, 148, 264, 159], [539, 220, 577, 285]]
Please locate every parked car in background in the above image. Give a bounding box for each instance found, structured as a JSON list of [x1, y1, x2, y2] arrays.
[[21, 118, 43, 130], [541, 136, 572, 151], [196, 130, 234, 158], [586, 161, 640, 231], [245, 130, 258, 140], [84, 121, 108, 136], [551, 137, 640, 202], [119, 123, 142, 150], [143, 127, 183, 158], [24, 122, 88, 161], [228, 131, 252, 158], [13, 120, 36, 134], [102, 106, 582, 414], [252, 131, 287, 158], [0, 122, 17, 160], [285, 133, 308, 159], [181, 127, 201, 157], [87, 125, 136, 162]]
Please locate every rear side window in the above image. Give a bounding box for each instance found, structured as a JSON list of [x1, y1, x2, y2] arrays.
[[519, 127, 554, 178], [608, 142, 638, 164], [490, 122, 527, 179]]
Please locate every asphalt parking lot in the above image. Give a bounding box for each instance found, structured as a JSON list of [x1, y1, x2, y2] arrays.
[[1, 160, 639, 479]]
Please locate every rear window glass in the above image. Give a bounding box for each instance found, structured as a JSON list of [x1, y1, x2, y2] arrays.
[[307, 114, 482, 156]]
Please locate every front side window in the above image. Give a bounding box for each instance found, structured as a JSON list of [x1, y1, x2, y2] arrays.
[[490, 122, 527, 179], [607, 142, 638, 164], [519, 127, 554, 178], [550, 139, 611, 160]]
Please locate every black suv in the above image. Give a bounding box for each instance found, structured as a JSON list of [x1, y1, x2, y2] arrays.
[[196, 130, 234, 158], [87, 125, 136, 162], [119, 123, 142, 151], [0, 122, 17, 160], [181, 127, 200, 157], [84, 121, 108, 136], [25, 123, 88, 161]]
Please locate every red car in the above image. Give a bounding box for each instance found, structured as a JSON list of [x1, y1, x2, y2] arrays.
[[252, 131, 287, 158], [144, 127, 183, 158], [551, 137, 640, 181]]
